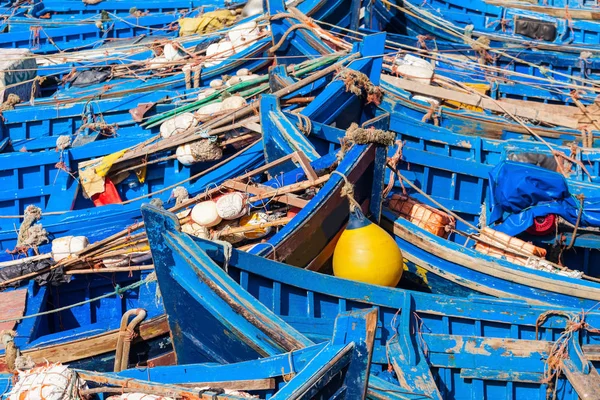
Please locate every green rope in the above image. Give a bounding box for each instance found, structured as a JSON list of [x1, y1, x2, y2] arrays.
[[0, 276, 156, 324]]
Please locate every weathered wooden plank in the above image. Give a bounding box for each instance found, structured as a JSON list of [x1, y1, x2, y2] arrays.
[[582, 345, 600, 362], [381, 75, 580, 129], [484, 0, 600, 20], [294, 150, 319, 181], [562, 359, 600, 399], [171, 379, 276, 391], [222, 180, 309, 208], [460, 368, 544, 383], [0, 316, 169, 372], [0, 289, 27, 333], [331, 308, 377, 400]]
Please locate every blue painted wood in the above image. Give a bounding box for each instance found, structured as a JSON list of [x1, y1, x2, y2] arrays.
[[372, 0, 600, 52], [141, 136, 377, 362], [84, 309, 374, 399], [0, 13, 181, 53], [24, 0, 232, 19], [1, 91, 174, 152], [381, 80, 600, 147], [0, 269, 169, 372], [143, 205, 408, 398], [0, 0, 365, 259], [143, 209, 600, 399]]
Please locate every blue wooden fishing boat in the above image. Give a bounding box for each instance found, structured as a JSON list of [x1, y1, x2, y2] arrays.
[[369, 0, 600, 52], [106, 309, 375, 399], [379, 74, 600, 147], [2, 309, 376, 399], [0, 13, 182, 53], [376, 34, 600, 106], [374, 116, 600, 308], [142, 204, 600, 399], [0, 269, 169, 373], [21, 0, 227, 20]]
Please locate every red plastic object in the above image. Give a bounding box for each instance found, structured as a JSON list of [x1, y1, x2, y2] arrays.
[[91, 177, 122, 206], [526, 214, 556, 236], [287, 206, 302, 218]]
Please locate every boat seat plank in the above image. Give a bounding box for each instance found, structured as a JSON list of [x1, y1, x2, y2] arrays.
[[562, 359, 600, 399], [0, 288, 27, 334], [460, 368, 544, 383], [381, 75, 580, 129]]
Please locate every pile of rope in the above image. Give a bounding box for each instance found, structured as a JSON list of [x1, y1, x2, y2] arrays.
[[0, 94, 21, 112], [335, 69, 383, 105], [344, 123, 395, 146]]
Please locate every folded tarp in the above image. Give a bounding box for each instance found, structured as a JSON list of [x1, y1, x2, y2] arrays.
[[487, 161, 600, 236]]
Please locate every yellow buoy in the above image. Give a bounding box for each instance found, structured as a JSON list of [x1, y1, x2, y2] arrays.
[[333, 208, 403, 287]]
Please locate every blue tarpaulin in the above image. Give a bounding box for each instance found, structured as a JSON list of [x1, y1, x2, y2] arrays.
[[487, 161, 600, 236]]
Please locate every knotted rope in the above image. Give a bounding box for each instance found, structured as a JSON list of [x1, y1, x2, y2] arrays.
[[383, 141, 405, 198], [149, 198, 164, 208], [55, 135, 72, 151], [213, 240, 232, 272], [535, 310, 600, 385], [334, 69, 383, 105], [16, 205, 47, 248], [30, 76, 46, 105], [296, 113, 312, 135], [421, 102, 439, 126], [1, 330, 17, 371]]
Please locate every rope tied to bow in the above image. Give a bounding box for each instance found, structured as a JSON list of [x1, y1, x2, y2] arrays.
[[332, 171, 361, 212]]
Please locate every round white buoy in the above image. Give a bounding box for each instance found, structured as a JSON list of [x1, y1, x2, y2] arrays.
[[221, 96, 246, 110], [216, 192, 248, 220], [191, 201, 222, 227], [159, 113, 198, 139]]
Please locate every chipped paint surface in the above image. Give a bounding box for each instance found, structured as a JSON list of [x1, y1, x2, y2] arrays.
[[465, 339, 491, 356], [447, 336, 464, 354]]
